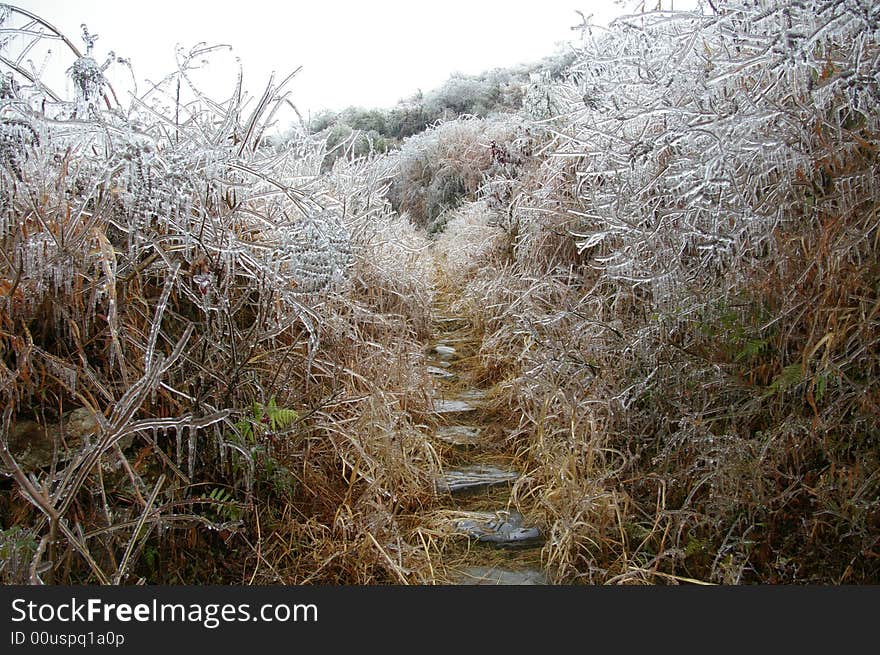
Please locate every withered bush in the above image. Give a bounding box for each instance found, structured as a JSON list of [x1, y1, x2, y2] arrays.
[[0, 8, 435, 584], [450, 0, 879, 584], [387, 114, 534, 232]]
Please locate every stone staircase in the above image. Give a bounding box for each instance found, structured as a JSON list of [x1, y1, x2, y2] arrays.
[[425, 314, 548, 585]]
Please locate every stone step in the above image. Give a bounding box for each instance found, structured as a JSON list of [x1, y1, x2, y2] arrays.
[[436, 464, 519, 494], [456, 389, 487, 402], [434, 315, 469, 326], [432, 344, 458, 360], [427, 365, 456, 380], [434, 339, 470, 349], [434, 425, 482, 446], [432, 399, 478, 414], [453, 510, 543, 549], [453, 566, 548, 585]]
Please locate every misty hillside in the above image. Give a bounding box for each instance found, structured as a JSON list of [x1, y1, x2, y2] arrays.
[[0, 1, 877, 585]]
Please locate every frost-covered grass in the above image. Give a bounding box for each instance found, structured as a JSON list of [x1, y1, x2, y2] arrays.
[[445, 0, 880, 583], [386, 113, 536, 231], [0, 6, 436, 584], [2, 0, 878, 586]]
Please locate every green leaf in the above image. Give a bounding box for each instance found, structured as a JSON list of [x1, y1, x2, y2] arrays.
[[769, 364, 803, 394], [735, 337, 768, 361], [264, 396, 298, 432], [815, 371, 828, 401]]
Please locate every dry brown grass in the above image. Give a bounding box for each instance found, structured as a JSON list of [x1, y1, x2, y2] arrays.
[[419, 2, 880, 584], [0, 7, 445, 585], [3, 1, 877, 587]]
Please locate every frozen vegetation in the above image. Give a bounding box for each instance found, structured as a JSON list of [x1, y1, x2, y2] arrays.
[[1, 1, 878, 584]]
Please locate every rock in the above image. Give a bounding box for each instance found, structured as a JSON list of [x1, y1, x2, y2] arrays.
[[433, 345, 457, 359], [434, 425, 482, 446], [4, 408, 100, 473], [453, 510, 543, 548], [65, 408, 101, 440], [454, 566, 549, 585], [427, 366, 456, 380], [436, 464, 519, 493], [432, 399, 477, 414], [457, 389, 487, 402], [431, 390, 487, 414], [434, 316, 469, 328]]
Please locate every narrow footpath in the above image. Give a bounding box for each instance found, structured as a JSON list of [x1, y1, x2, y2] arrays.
[[420, 286, 548, 585]]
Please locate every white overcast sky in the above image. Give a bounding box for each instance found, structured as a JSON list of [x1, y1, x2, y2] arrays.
[[5, 1, 701, 117]]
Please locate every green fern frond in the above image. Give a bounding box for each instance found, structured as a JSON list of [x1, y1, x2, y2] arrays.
[[204, 487, 239, 521], [735, 337, 769, 361], [265, 397, 298, 431], [233, 418, 254, 444], [769, 364, 804, 394]]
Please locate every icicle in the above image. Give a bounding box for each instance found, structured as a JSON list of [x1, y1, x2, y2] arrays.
[[216, 423, 226, 471], [244, 460, 254, 503], [187, 425, 196, 480], [65, 366, 77, 395], [175, 426, 183, 469]]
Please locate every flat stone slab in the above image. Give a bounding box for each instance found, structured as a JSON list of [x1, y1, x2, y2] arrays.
[[427, 366, 456, 380], [453, 510, 543, 548], [433, 344, 457, 359], [435, 315, 468, 325], [432, 399, 477, 414], [454, 566, 548, 585], [436, 464, 519, 493], [457, 389, 487, 402], [434, 425, 482, 446]]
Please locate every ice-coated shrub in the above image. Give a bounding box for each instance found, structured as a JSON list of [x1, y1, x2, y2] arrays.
[[529, 0, 879, 318], [456, 0, 880, 583], [433, 200, 506, 278], [0, 6, 434, 584], [387, 114, 535, 230]]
